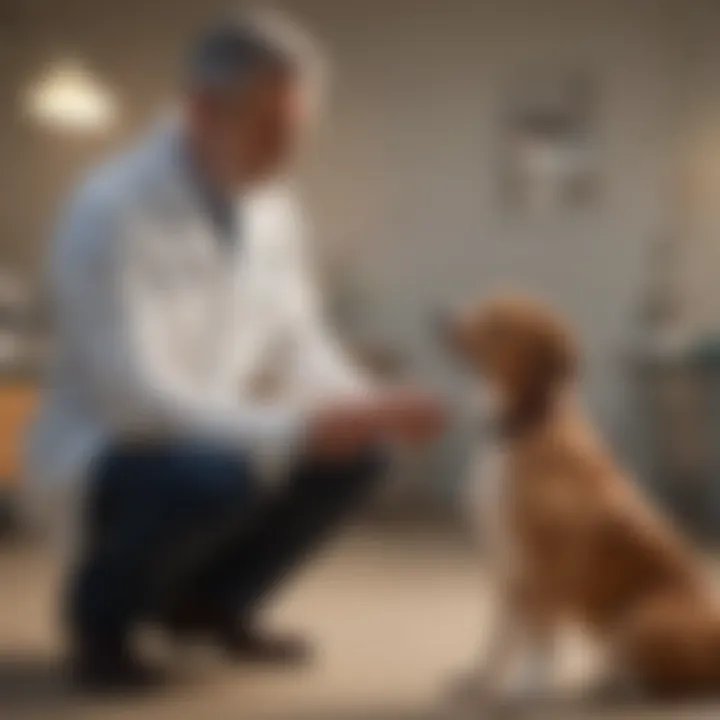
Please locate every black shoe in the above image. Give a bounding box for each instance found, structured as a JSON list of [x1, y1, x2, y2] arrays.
[[215, 620, 314, 666], [161, 597, 210, 637], [69, 639, 164, 695], [161, 598, 314, 666]]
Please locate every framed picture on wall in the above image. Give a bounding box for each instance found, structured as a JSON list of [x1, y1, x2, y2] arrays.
[[498, 67, 599, 217]]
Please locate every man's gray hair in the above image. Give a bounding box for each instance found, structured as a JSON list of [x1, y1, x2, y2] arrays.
[[187, 8, 327, 114]]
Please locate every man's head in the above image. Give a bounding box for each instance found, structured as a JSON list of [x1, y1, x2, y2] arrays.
[[184, 12, 323, 189]]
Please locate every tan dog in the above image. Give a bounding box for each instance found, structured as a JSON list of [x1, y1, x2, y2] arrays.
[[442, 294, 720, 707]]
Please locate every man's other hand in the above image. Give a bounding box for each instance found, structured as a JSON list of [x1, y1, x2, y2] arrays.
[[379, 387, 448, 444]]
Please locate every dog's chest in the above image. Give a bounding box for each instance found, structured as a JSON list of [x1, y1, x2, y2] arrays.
[[467, 435, 522, 571]]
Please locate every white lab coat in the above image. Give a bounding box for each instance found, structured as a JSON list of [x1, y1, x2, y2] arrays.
[[26, 125, 365, 515]]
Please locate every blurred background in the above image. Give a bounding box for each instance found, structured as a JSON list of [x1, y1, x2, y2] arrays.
[[1, 1, 720, 717]]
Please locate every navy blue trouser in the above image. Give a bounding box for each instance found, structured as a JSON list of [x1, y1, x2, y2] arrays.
[[68, 443, 385, 645]]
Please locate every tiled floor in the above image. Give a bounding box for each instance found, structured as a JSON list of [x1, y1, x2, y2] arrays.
[[0, 525, 718, 720]]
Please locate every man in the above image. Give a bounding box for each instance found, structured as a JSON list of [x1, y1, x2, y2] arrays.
[[27, 14, 446, 691]]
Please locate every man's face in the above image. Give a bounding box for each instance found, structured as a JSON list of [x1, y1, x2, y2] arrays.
[[198, 70, 305, 187]]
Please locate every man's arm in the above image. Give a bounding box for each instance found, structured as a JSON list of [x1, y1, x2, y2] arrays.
[[279, 197, 372, 400], [276, 202, 450, 447], [52, 189, 306, 471]]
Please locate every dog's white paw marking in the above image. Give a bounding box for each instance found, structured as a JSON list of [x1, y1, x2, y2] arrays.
[[441, 673, 520, 720]]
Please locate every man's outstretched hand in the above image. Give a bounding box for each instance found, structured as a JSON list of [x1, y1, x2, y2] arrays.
[[305, 388, 448, 460], [379, 386, 449, 443]]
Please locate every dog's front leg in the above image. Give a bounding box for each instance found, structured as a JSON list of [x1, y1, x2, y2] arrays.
[[450, 582, 522, 712], [511, 615, 556, 706], [502, 582, 558, 714]]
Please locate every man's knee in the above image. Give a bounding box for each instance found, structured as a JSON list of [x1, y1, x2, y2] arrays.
[[294, 446, 388, 500]]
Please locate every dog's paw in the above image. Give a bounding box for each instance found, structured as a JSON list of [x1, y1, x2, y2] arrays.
[[441, 673, 513, 719], [586, 673, 645, 708]]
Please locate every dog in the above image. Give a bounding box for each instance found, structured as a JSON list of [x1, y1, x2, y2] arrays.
[[440, 294, 720, 709]]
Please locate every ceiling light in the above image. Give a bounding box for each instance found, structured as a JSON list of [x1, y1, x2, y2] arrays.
[[23, 59, 118, 133]]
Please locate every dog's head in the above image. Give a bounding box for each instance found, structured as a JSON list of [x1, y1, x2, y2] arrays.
[[438, 294, 577, 410]]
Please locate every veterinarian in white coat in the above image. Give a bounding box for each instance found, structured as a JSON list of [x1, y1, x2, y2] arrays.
[[27, 13, 446, 690]]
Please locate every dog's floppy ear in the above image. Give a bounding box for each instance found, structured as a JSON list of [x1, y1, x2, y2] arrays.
[[544, 321, 578, 381], [529, 318, 578, 392]]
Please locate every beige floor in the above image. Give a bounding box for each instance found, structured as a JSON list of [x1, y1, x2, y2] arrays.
[[0, 525, 718, 720]]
